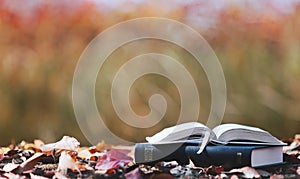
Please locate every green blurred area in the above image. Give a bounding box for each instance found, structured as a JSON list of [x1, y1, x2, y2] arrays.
[[0, 1, 300, 145]]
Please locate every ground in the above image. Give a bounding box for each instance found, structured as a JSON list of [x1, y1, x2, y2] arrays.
[[0, 136, 299, 178]]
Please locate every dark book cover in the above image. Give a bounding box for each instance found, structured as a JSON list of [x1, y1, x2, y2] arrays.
[[134, 142, 283, 169]]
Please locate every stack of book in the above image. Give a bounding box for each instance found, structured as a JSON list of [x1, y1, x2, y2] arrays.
[[134, 122, 285, 169]]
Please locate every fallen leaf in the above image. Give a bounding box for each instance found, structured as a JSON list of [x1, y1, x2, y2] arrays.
[[20, 152, 44, 172], [9, 152, 44, 174], [2, 163, 20, 173], [229, 166, 260, 178], [95, 150, 132, 171], [256, 169, 271, 178], [57, 151, 76, 175], [206, 165, 224, 175], [2, 172, 26, 179], [100, 149, 132, 161], [77, 148, 103, 160], [30, 173, 49, 179], [124, 167, 142, 179], [76, 163, 93, 171], [0, 147, 11, 155], [34, 139, 45, 151], [94, 170, 106, 175], [18, 140, 36, 151], [218, 173, 228, 178], [40, 136, 80, 152], [77, 149, 91, 159], [295, 134, 300, 143], [270, 174, 284, 179], [88, 146, 97, 154], [96, 160, 121, 171], [230, 174, 239, 179], [283, 134, 300, 153]]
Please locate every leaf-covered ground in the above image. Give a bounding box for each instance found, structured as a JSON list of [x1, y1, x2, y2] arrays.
[[0, 136, 299, 179]]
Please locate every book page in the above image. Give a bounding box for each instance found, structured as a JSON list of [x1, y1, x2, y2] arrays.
[[146, 122, 212, 143], [251, 146, 283, 167], [212, 123, 284, 145], [212, 123, 266, 139]]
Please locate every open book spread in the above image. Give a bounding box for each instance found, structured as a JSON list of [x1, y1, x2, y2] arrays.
[[146, 122, 285, 146]]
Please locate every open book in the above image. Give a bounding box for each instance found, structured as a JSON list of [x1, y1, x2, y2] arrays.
[[146, 122, 285, 146]]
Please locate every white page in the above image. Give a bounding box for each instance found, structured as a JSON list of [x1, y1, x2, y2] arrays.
[[212, 123, 266, 139], [251, 146, 283, 167], [146, 122, 210, 143]]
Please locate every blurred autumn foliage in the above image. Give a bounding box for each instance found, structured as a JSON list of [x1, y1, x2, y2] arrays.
[[0, 1, 300, 145]]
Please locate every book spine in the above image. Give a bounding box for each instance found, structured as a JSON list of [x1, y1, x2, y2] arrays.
[[134, 143, 258, 169], [134, 143, 190, 165]]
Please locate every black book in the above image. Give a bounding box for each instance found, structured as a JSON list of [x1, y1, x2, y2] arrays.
[[134, 142, 283, 169]]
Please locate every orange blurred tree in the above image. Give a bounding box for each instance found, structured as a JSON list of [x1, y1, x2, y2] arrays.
[[0, 1, 299, 145]]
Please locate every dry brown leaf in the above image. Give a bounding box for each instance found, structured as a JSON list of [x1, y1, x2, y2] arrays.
[[206, 165, 224, 175], [218, 173, 228, 178], [229, 166, 260, 178], [95, 149, 133, 172], [270, 174, 284, 179], [0, 147, 11, 155], [34, 139, 45, 151], [0, 154, 3, 162], [20, 152, 44, 172], [29, 173, 49, 179], [77, 149, 91, 159], [295, 134, 300, 143], [230, 175, 239, 179], [2, 163, 20, 172], [256, 169, 271, 178], [18, 141, 36, 151], [88, 146, 97, 154], [284, 134, 300, 153], [78, 148, 103, 160], [40, 136, 80, 152], [57, 151, 76, 175], [2, 172, 26, 179], [124, 167, 142, 179]]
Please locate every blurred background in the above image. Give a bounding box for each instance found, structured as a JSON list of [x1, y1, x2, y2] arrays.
[[0, 0, 300, 145]]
